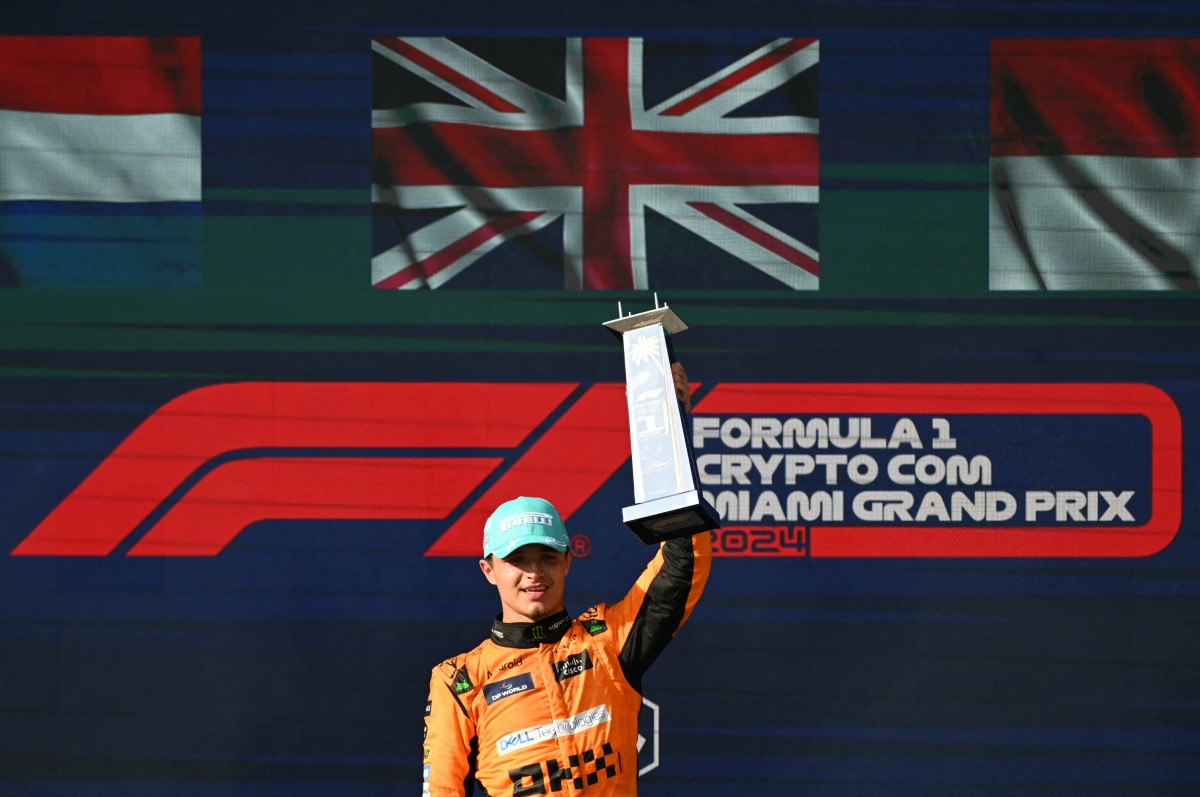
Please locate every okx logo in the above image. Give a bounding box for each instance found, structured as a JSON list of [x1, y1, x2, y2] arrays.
[[12, 382, 631, 557]]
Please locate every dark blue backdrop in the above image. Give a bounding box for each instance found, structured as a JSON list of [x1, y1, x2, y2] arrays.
[[2, 2, 1199, 795]]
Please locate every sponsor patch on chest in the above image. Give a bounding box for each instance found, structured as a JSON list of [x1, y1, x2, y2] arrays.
[[496, 704, 612, 757], [483, 673, 536, 705], [553, 651, 593, 682]]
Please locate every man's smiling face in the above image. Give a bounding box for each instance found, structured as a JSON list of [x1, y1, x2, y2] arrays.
[[480, 544, 571, 623]]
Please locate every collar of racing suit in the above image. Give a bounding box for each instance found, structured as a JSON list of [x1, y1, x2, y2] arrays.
[[490, 609, 572, 648]]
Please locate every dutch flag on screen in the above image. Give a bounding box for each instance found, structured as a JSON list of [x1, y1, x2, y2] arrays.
[[0, 36, 201, 288], [990, 39, 1200, 291]]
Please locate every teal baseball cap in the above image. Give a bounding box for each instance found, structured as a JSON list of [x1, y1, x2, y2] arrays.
[[482, 496, 570, 559]]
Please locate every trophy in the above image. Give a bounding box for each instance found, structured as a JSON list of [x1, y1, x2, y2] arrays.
[[603, 297, 721, 544]]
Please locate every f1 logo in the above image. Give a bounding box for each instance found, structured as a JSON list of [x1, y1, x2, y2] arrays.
[[11, 382, 632, 557], [10, 381, 1182, 558]]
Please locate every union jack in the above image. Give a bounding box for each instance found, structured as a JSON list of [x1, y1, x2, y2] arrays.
[[370, 37, 819, 290]]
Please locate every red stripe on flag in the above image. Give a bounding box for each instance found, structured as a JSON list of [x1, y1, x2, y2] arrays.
[[660, 38, 815, 117], [374, 210, 543, 289], [373, 126, 820, 187], [0, 36, 201, 115], [689, 201, 819, 276], [376, 38, 522, 114], [580, 38, 636, 288], [992, 38, 1200, 157]]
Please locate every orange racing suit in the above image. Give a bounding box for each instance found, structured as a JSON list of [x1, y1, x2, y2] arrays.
[[423, 531, 711, 796]]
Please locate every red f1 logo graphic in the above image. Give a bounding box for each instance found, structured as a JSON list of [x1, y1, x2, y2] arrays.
[[11, 382, 631, 557], [11, 381, 1182, 558]]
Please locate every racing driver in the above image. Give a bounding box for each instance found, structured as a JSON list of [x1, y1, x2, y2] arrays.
[[423, 365, 711, 796]]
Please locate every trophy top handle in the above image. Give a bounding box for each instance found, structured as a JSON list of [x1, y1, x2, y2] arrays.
[[602, 295, 689, 338]]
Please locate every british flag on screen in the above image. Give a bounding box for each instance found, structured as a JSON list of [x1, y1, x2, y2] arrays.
[[370, 37, 819, 290]]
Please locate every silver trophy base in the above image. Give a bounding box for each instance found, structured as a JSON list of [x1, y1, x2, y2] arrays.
[[621, 490, 721, 544]]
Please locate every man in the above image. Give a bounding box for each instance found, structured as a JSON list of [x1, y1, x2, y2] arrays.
[[423, 365, 711, 796]]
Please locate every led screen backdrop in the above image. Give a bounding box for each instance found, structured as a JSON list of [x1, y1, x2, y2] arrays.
[[1, 2, 1198, 796]]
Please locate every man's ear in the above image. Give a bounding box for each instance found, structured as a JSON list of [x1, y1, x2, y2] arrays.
[[479, 557, 498, 586]]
